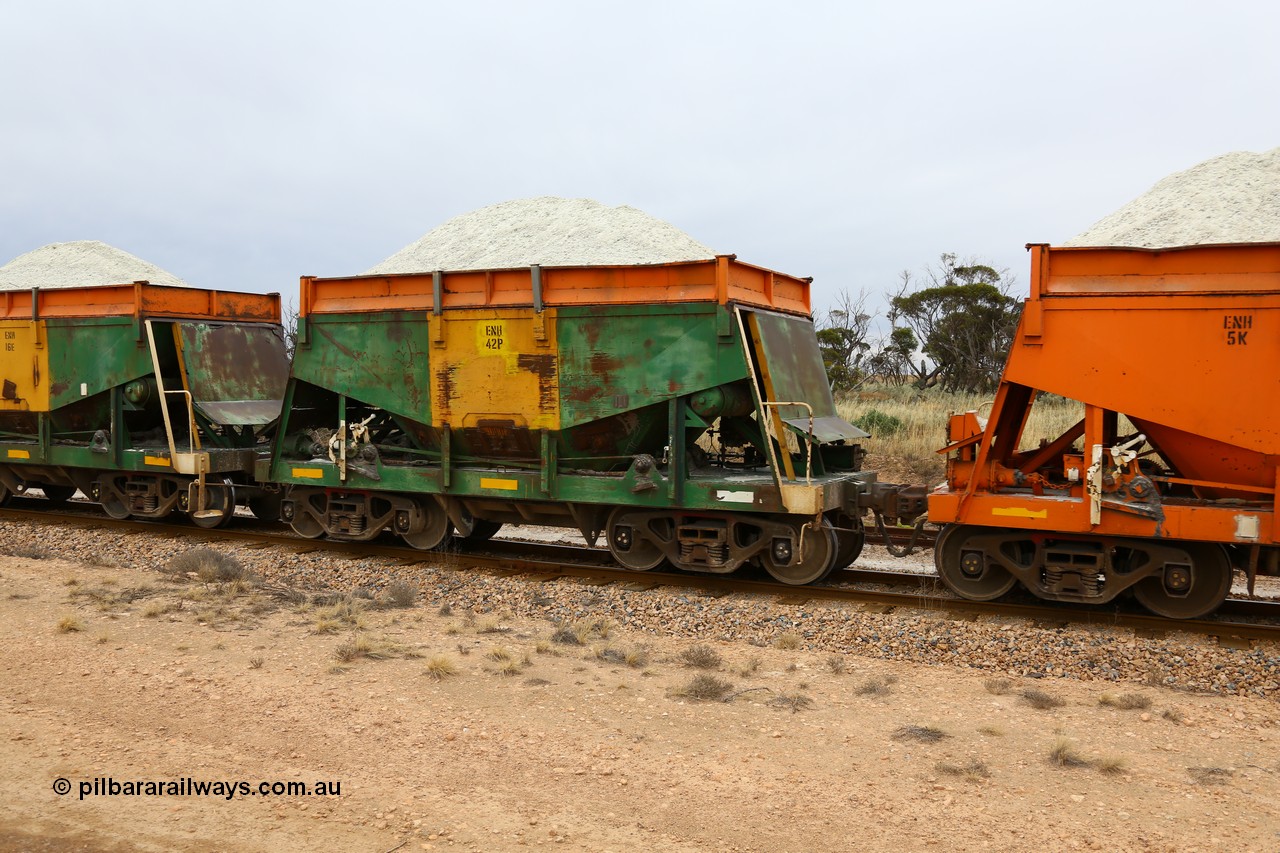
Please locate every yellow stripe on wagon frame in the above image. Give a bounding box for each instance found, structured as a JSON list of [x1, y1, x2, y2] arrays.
[[991, 507, 1049, 520], [144, 455, 171, 467], [292, 467, 325, 479], [480, 477, 520, 491], [7, 449, 30, 459]]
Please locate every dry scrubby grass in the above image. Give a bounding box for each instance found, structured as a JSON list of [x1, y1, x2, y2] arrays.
[[46, 549, 1258, 818], [837, 385, 1085, 482]]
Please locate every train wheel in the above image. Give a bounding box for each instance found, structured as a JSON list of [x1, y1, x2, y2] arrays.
[[935, 524, 1018, 601], [40, 485, 76, 506], [760, 518, 838, 585], [190, 481, 236, 529], [459, 519, 503, 545], [1133, 542, 1232, 620], [0, 481, 11, 507], [289, 512, 326, 539], [248, 492, 284, 522], [97, 481, 130, 520], [402, 500, 451, 550], [606, 508, 666, 571], [827, 511, 864, 570]]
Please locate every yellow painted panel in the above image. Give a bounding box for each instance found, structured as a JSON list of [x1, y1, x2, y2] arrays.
[[991, 506, 1049, 520], [7, 449, 30, 459], [144, 455, 172, 467], [431, 309, 559, 431], [0, 320, 50, 412], [480, 477, 520, 491], [292, 467, 325, 479]]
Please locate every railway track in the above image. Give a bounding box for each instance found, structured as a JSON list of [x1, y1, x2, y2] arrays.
[[4, 502, 1279, 645]]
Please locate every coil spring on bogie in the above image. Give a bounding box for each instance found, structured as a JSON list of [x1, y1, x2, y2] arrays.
[[680, 541, 728, 567], [1043, 566, 1104, 597], [328, 514, 365, 535]]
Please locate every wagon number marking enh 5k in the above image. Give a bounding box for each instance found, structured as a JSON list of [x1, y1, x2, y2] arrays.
[[1225, 314, 1252, 346]]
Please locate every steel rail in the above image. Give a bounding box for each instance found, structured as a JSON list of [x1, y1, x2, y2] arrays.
[[3, 505, 1278, 643]]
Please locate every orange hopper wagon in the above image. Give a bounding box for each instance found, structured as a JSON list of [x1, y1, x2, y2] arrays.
[[931, 242, 1280, 618]]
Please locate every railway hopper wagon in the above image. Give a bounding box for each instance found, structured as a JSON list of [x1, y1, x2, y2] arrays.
[[271, 256, 922, 584], [933, 242, 1280, 618], [0, 283, 290, 526]]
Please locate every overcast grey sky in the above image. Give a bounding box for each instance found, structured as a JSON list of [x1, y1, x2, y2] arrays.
[[3, 1, 1278, 315]]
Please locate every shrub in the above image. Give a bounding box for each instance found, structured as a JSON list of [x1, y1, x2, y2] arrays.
[[774, 632, 802, 650], [937, 759, 990, 781], [852, 408, 904, 436], [1022, 688, 1064, 710], [1094, 755, 1128, 775], [424, 655, 458, 681], [679, 644, 723, 670], [1099, 692, 1151, 710], [856, 674, 898, 697], [1048, 738, 1088, 767], [674, 674, 734, 702], [164, 548, 248, 584], [769, 693, 814, 713], [892, 725, 947, 743], [382, 580, 417, 609]]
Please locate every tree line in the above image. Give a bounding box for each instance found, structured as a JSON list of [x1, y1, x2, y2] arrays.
[[815, 253, 1022, 394]]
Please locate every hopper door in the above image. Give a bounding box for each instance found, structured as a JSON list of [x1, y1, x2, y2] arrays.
[[172, 321, 290, 427], [736, 307, 868, 485]]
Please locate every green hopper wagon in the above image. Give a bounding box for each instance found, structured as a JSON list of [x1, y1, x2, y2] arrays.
[[0, 282, 289, 526], [274, 256, 913, 583]]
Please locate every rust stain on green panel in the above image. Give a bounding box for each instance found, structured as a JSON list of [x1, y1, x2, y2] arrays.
[[291, 312, 433, 421], [555, 304, 746, 428], [746, 310, 839, 421], [177, 322, 289, 425]]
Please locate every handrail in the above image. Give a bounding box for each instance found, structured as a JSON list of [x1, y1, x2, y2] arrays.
[[761, 400, 815, 486]]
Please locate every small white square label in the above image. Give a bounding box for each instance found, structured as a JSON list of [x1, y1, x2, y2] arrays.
[[1234, 514, 1260, 540]]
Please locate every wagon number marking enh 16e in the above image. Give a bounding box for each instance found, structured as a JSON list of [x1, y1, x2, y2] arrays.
[[4, 330, 15, 352], [484, 324, 504, 350], [1224, 314, 1253, 346]]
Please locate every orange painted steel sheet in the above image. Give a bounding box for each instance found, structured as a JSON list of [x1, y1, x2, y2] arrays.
[[0, 283, 281, 323], [301, 255, 811, 317], [934, 242, 1280, 549], [1013, 243, 1280, 485]]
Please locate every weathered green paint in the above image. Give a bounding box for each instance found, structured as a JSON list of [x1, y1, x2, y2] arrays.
[[44, 318, 154, 411], [555, 303, 747, 427], [291, 312, 433, 423], [273, 298, 869, 522], [748, 310, 842, 421], [178, 322, 289, 425], [1, 314, 284, 484]]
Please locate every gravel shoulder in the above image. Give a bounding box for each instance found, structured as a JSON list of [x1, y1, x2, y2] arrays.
[[1, 522, 1279, 852]]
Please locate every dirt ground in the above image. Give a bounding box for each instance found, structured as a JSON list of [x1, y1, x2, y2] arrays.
[[2, 552, 1278, 853]]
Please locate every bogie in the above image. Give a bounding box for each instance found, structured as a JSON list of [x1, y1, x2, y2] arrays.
[[934, 524, 1234, 619]]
